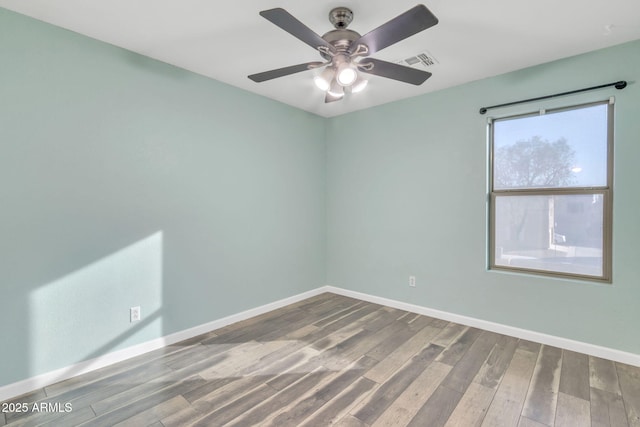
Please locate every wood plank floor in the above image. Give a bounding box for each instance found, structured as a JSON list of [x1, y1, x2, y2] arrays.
[[2, 293, 640, 426]]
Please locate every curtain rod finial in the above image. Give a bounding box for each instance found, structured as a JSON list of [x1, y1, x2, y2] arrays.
[[615, 81, 627, 90], [479, 107, 488, 114]]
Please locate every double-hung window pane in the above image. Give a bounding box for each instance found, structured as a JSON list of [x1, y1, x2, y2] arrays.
[[490, 102, 612, 281]]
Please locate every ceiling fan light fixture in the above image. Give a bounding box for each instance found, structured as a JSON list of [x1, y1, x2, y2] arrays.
[[314, 67, 335, 91], [336, 64, 358, 86], [327, 79, 345, 98], [351, 78, 368, 93], [314, 76, 330, 91]]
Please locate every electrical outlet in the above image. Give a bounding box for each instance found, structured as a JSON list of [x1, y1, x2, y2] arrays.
[[130, 306, 141, 322], [409, 276, 416, 287]]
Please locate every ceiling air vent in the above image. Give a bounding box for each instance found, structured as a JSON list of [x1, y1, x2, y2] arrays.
[[397, 51, 439, 69]]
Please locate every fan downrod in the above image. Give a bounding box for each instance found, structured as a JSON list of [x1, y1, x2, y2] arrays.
[[329, 7, 353, 29]]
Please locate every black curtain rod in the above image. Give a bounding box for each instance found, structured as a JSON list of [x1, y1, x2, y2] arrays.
[[479, 80, 627, 115]]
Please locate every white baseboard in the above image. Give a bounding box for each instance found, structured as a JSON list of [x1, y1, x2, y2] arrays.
[[3, 284, 638, 402], [0, 287, 326, 402], [325, 286, 640, 367]]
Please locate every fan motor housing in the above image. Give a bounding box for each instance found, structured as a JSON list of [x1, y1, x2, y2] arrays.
[[321, 29, 361, 59]]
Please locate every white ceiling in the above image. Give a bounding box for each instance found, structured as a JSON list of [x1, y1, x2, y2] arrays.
[[1, 0, 639, 117]]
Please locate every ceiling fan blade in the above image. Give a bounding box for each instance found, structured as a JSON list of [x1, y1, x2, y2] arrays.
[[357, 58, 432, 85], [248, 62, 324, 82], [349, 5, 438, 56], [260, 8, 335, 53]]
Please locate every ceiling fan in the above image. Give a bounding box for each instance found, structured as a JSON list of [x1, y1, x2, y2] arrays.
[[248, 5, 439, 103]]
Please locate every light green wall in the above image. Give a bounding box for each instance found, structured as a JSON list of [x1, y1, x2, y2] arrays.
[[0, 9, 326, 386], [326, 39, 640, 355], [2, 5, 639, 390]]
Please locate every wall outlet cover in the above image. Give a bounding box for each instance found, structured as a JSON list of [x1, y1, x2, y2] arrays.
[[130, 306, 141, 322]]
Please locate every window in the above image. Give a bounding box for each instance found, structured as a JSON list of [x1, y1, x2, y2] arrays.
[[489, 101, 613, 282]]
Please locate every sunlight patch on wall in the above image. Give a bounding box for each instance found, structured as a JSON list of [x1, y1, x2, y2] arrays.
[[28, 231, 164, 375]]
